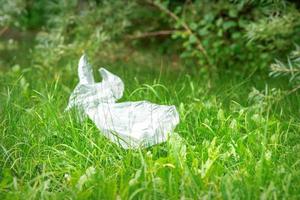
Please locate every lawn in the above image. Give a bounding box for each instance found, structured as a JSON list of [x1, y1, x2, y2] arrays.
[[1, 50, 300, 199]]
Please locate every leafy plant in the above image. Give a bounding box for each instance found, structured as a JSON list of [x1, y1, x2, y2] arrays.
[[32, 0, 135, 66], [0, 0, 25, 35], [135, 0, 299, 71], [270, 45, 300, 93]]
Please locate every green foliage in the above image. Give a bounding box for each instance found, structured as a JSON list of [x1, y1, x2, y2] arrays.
[[270, 45, 300, 92], [169, 0, 258, 67], [0, 0, 25, 27], [246, 7, 300, 51], [2, 0, 300, 71], [32, 0, 135, 66], [129, 0, 300, 69]]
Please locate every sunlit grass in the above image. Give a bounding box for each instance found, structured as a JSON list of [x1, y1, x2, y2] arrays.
[[0, 55, 300, 199]]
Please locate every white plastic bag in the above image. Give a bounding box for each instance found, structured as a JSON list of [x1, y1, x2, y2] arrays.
[[66, 55, 179, 149]]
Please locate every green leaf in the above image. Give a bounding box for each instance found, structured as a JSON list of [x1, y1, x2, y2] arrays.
[[190, 22, 198, 30], [229, 9, 238, 18], [198, 28, 209, 36], [223, 21, 237, 30], [189, 34, 197, 44]]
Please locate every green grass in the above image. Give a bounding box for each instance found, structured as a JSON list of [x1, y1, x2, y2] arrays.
[[0, 53, 300, 199]]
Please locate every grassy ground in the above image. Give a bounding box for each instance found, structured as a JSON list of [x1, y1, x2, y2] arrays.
[[0, 51, 300, 199]]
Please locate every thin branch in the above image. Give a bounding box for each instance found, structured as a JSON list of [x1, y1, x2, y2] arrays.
[[146, 0, 212, 68], [125, 30, 176, 40], [147, 0, 189, 32], [0, 26, 9, 36]]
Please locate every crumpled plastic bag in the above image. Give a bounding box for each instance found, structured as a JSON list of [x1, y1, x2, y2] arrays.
[[66, 55, 179, 149]]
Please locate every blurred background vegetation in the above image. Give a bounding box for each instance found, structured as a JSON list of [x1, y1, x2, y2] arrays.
[[1, 0, 300, 86]]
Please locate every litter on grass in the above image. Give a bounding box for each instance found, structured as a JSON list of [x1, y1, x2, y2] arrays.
[[66, 55, 179, 149]]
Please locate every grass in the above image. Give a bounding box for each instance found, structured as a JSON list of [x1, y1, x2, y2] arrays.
[[0, 51, 300, 199]]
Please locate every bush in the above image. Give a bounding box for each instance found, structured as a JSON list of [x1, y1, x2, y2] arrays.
[[1, 0, 300, 73]]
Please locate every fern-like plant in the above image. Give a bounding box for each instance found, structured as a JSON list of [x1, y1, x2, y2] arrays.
[[270, 45, 300, 93]]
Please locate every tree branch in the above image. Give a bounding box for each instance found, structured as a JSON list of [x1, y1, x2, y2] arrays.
[[145, 0, 212, 68], [125, 30, 176, 40], [0, 26, 9, 36]]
